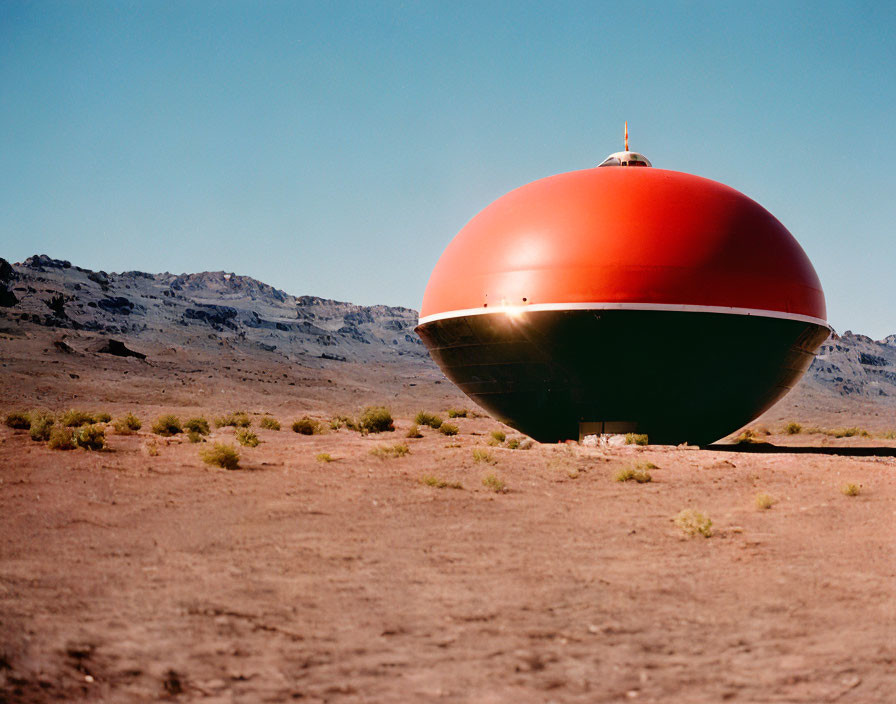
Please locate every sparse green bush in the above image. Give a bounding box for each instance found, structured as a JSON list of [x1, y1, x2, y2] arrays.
[[506, 438, 520, 450], [259, 416, 281, 431], [755, 493, 776, 509], [5, 411, 31, 429], [414, 411, 443, 429], [615, 462, 654, 483], [60, 409, 96, 427], [369, 443, 409, 458], [201, 443, 240, 470], [405, 423, 422, 439], [184, 417, 210, 435], [94, 411, 112, 423], [48, 427, 76, 450], [235, 428, 259, 447], [674, 509, 713, 538], [152, 414, 182, 437], [215, 412, 251, 428], [420, 474, 463, 489], [841, 483, 861, 497], [447, 408, 468, 418], [488, 430, 506, 446], [625, 433, 649, 446], [482, 473, 507, 493], [784, 422, 802, 435], [316, 452, 334, 463], [292, 416, 322, 435], [29, 414, 54, 441], [359, 406, 394, 433], [439, 423, 459, 436], [113, 413, 141, 434], [187, 430, 205, 443], [75, 424, 106, 451], [472, 448, 496, 464]]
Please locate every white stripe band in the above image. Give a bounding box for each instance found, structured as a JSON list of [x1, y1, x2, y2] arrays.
[[417, 302, 830, 328]]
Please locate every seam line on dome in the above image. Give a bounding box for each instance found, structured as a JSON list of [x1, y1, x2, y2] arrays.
[[417, 303, 830, 328]]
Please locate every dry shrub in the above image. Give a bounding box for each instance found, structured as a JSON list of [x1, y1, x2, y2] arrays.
[[625, 433, 649, 446], [841, 483, 861, 497], [488, 430, 506, 446], [832, 427, 870, 438], [152, 414, 182, 437], [259, 416, 281, 431], [113, 413, 142, 434], [184, 417, 210, 435], [472, 448, 496, 464], [414, 411, 443, 429], [48, 427, 76, 450], [359, 406, 394, 433], [60, 409, 96, 427], [5, 411, 31, 429], [201, 443, 240, 469], [29, 413, 55, 441], [755, 493, 776, 509], [482, 473, 507, 493], [369, 443, 409, 458], [734, 429, 765, 444], [420, 475, 463, 489], [405, 423, 422, 439], [784, 422, 802, 435], [292, 416, 321, 435], [316, 452, 335, 463], [329, 414, 358, 431], [439, 423, 459, 436], [447, 408, 468, 418], [615, 462, 654, 483], [235, 428, 259, 447], [215, 412, 251, 428], [674, 509, 713, 538], [75, 424, 106, 451]]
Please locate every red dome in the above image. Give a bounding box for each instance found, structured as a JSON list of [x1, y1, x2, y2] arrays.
[[421, 167, 826, 324]]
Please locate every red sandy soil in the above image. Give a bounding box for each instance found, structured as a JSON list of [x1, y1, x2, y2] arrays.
[[1, 329, 895, 702], [1, 412, 895, 703]]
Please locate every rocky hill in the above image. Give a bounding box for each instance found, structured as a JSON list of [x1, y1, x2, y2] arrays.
[[2, 253, 896, 408], [807, 331, 896, 400], [0, 254, 426, 366]]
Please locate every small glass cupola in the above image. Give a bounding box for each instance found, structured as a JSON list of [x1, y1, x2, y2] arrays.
[[598, 122, 652, 167]]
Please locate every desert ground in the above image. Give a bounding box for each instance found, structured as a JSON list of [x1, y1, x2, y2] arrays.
[[1, 329, 895, 703]]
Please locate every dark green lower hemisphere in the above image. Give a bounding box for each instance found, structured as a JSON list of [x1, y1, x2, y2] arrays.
[[416, 310, 829, 445]]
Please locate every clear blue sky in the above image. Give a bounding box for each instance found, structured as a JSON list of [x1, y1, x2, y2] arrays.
[[1, 1, 894, 337]]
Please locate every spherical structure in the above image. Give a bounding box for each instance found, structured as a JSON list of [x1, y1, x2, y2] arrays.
[[416, 161, 829, 445]]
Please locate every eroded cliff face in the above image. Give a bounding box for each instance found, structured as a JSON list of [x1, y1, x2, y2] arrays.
[[0, 254, 426, 365]]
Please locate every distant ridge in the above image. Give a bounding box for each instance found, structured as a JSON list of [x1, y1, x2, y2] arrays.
[[0, 254, 426, 365], [2, 253, 896, 403]]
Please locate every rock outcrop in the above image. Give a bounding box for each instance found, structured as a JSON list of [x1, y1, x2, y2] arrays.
[[1, 254, 427, 365]]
